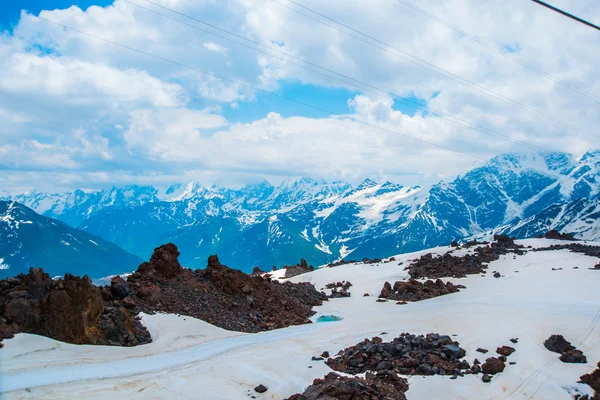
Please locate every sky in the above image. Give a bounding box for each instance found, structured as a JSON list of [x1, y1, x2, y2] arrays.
[[0, 0, 598, 193]]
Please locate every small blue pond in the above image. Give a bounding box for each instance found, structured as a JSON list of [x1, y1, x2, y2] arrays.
[[316, 315, 344, 323]]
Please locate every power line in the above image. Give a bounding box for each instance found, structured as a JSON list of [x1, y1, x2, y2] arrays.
[[531, 0, 600, 32], [34, 15, 486, 162], [395, 0, 600, 104], [267, 0, 599, 140], [124, 0, 550, 152]]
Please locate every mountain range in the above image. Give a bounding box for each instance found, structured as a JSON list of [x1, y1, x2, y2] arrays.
[[0, 201, 142, 279], [2, 150, 599, 277]]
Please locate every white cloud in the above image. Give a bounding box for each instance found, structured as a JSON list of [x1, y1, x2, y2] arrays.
[[0, 0, 598, 193], [203, 41, 228, 55]]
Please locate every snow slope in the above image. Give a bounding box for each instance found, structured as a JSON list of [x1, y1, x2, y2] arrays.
[[1, 239, 599, 399]]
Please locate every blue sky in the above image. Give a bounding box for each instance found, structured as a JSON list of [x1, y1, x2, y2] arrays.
[[0, 0, 597, 193], [0, 1, 112, 30]]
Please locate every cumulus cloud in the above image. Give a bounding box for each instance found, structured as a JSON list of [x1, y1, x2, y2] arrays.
[[0, 0, 598, 193]]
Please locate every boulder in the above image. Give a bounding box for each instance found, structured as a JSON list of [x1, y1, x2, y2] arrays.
[[482, 357, 505, 375]]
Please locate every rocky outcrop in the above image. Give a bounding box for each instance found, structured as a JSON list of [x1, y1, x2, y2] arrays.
[[407, 235, 524, 279], [0, 268, 149, 346], [129, 245, 326, 333], [0, 243, 327, 344], [282, 258, 315, 279], [286, 371, 408, 400], [580, 362, 600, 400], [326, 333, 469, 377], [378, 279, 463, 302], [544, 230, 575, 240], [544, 334, 587, 363]]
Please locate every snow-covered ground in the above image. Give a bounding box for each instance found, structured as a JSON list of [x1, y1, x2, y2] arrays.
[[1, 239, 600, 399]]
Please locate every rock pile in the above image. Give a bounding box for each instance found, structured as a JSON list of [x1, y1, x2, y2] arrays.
[[326, 281, 352, 298], [378, 279, 464, 302], [326, 333, 469, 377], [129, 244, 326, 333], [544, 334, 587, 363], [407, 235, 524, 279], [286, 371, 409, 400], [0, 268, 149, 346]]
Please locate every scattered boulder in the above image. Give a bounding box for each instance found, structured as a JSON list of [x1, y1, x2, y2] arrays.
[[544, 335, 575, 354], [254, 384, 268, 393], [482, 374, 492, 383], [482, 357, 505, 375], [560, 349, 587, 364], [496, 346, 516, 357], [476, 348, 489, 354], [544, 335, 586, 364]]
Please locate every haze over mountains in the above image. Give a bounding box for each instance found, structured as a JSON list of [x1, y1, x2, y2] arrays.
[[1, 150, 599, 278]]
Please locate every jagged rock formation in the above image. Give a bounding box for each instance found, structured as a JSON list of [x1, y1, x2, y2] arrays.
[[129, 244, 326, 332], [378, 279, 463, 302], [580, 362, 600, 400], [286, 371, 409, 400], [0, 268, 149, 346]]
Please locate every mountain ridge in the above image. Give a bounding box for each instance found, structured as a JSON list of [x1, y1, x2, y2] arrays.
[[2, 150, 599, 275]]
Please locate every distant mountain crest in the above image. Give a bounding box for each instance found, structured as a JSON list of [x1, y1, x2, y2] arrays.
[[2, 151, 599, 275]]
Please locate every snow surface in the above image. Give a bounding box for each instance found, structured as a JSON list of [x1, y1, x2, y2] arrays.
[[2, 239, 600, 399]]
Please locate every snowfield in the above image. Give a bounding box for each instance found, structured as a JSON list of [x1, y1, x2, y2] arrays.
[[1, 239, 600, 399]]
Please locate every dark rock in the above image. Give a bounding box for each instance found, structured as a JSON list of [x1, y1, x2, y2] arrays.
[[0, 268, 148, 346], [407, 235, 524, 279], [544, 230, 575, 241], [321, 351, 329, 358], [482, 374, 491, 383], [285, 371, 408, 400], [544, 335, 575, 354], [476, 348, 489, 354], [493, 272, 501, 278], [580, 362, 600, 400], [312, 356, 324, 361], [496, 346, 515, 357], [482, 357, 505, 375], [326, 333, 468, 377], [378, 279, 462, 302], [560, 349, 587, 363], [110, 276, 130, 300], [254, 384, 268, 393]]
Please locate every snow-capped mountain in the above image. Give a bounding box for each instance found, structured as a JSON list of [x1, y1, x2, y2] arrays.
[[2, 151, 599, 275], [0, 201, 143, 279]]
